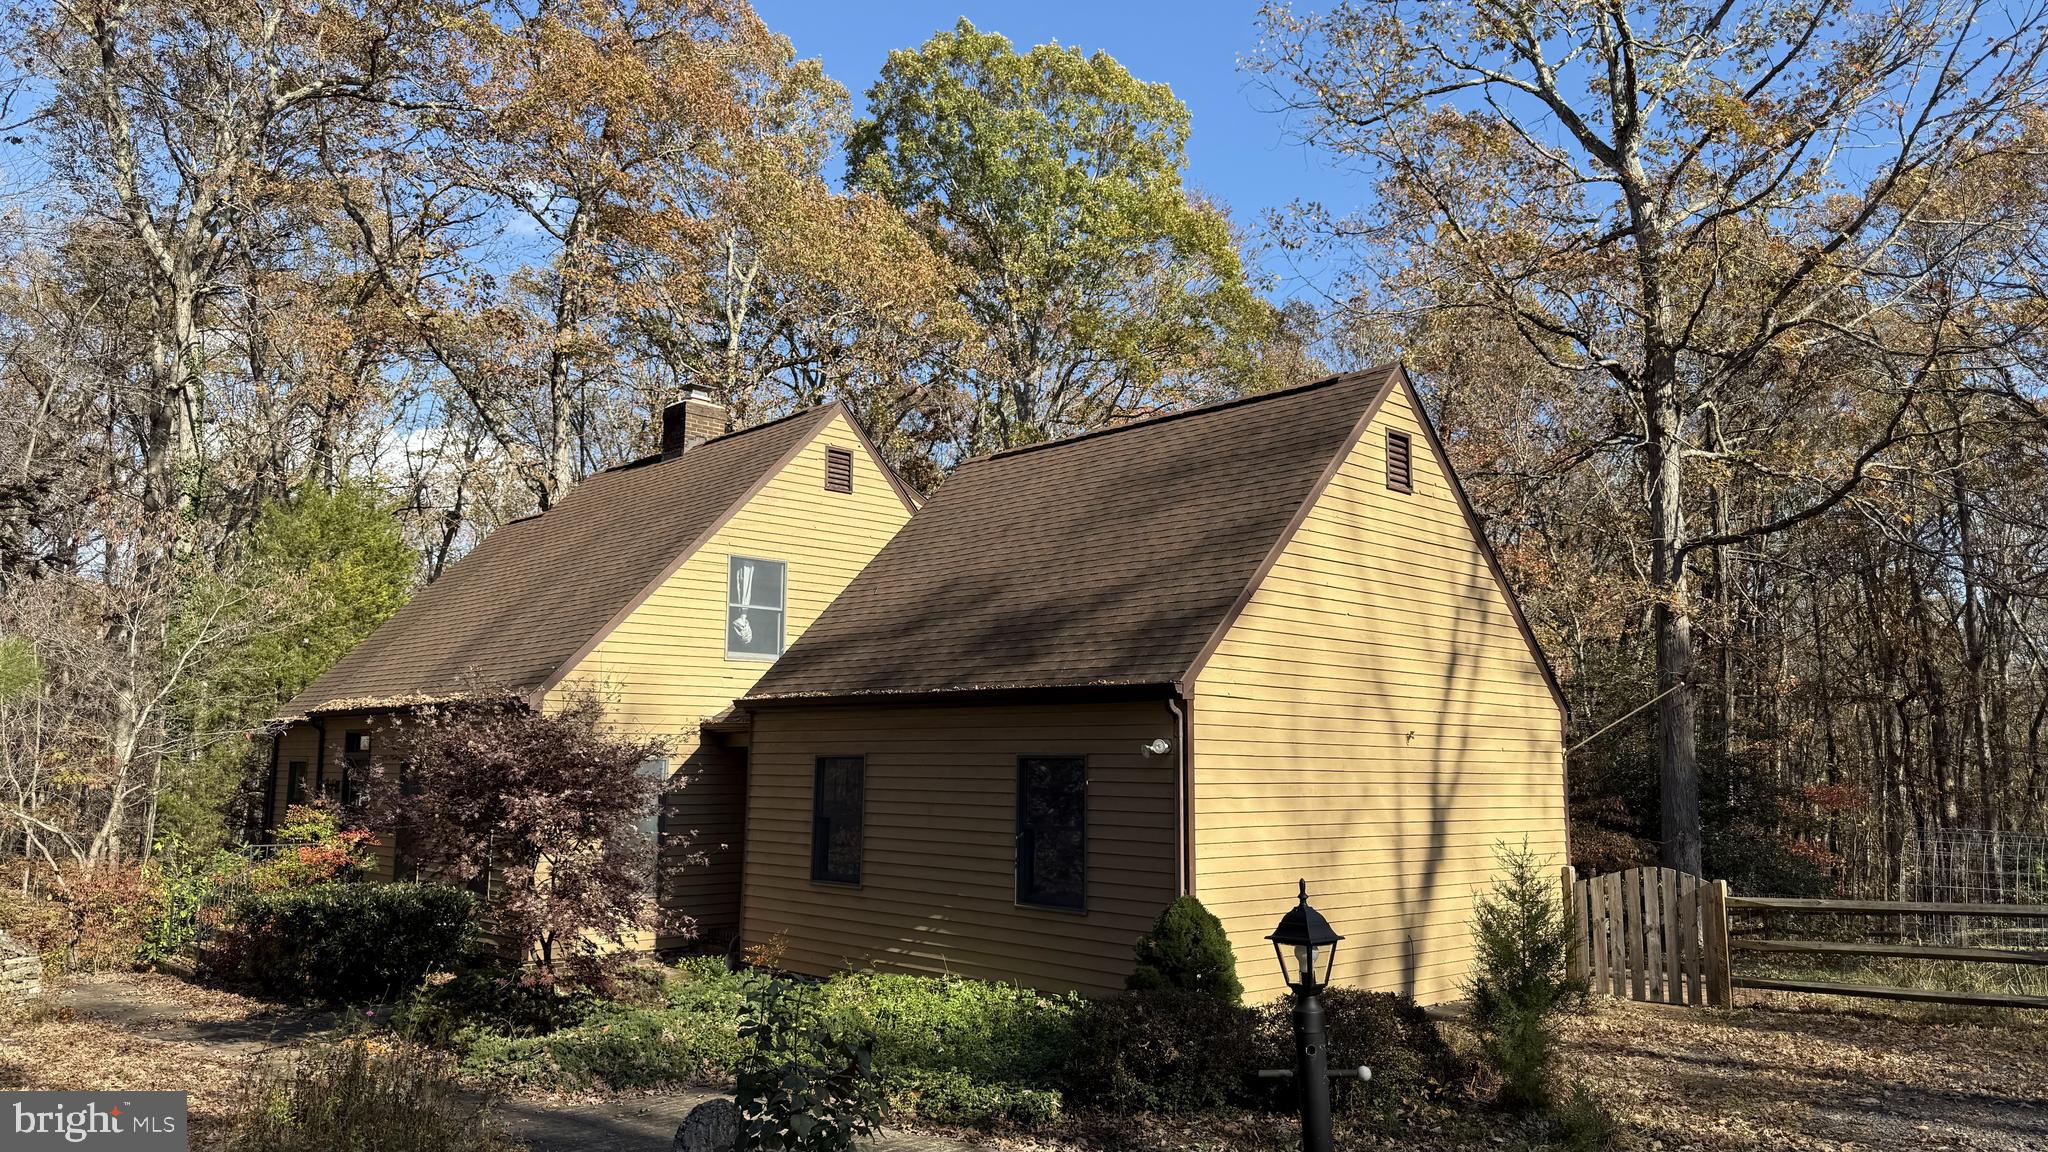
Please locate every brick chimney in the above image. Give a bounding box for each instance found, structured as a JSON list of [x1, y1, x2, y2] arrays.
[[660, 384, 731, 460]]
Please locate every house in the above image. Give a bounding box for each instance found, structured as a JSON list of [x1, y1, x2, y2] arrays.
[[263, 390, 920, 946], [732, 366, 1567, 1003]]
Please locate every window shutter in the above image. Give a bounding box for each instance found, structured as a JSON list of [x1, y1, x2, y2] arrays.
[[825, 446, 854, 493], [1386, 430, 1413, 493]]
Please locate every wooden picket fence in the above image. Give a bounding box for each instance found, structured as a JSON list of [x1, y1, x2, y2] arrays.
[[1564, 865, 1731, 1008]]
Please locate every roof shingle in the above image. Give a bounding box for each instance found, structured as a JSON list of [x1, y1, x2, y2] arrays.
[[743, 367, 1400, 701], [280, 405, 839, 717]]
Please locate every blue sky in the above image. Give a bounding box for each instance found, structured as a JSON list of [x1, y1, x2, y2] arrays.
[[753, 0, 1369, 292]]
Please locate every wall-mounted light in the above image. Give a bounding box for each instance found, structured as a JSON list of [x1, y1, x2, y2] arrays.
[[1143, 738, 1172, 756]]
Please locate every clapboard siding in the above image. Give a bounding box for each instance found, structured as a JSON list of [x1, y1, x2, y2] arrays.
[[741, 701, 1180, 996], [265, 711, 405, 881], [1191, 380, 1566, 1005], [552, 410, 915, 944], [552, 410, 912, 730]]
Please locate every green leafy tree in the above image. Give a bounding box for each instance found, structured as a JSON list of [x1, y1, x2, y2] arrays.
[[0, 636, 40, 701], [1126, 894, 1243, 1003], [158, 484, 416, 856], [232, 483, 417, 705], [848, 19, 1272, 453]]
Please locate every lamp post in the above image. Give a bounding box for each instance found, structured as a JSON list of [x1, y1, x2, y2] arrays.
[[1264, 879, 1364, 1152]]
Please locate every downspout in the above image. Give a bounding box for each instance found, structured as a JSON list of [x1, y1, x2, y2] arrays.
[[260, 728, 281, 842], [311, 716, 329, 803], [1168, 692, 1194, 897]]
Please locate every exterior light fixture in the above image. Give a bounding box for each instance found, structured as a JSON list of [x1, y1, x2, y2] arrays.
[[1268, 878, 1342, 993], [1259, 879, 1365, 1152]]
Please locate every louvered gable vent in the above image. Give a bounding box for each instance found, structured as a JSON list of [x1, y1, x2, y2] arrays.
[[825, 446, 854, 493], [1386, 429, 1413, 493]]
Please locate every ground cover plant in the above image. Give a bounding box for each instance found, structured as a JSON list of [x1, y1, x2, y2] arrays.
[[429, 953, 1470, 1137]]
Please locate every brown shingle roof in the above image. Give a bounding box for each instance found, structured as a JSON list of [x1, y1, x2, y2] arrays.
[[743, 367, 1402, 701], [280, 405, 843, 718]]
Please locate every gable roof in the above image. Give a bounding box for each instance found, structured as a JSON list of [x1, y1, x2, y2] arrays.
[[280, 403, 893, 719], [743, 366, 1412, 703]]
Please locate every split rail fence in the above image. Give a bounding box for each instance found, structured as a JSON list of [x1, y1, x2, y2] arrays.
[[1564, 865, 2048, 1011]]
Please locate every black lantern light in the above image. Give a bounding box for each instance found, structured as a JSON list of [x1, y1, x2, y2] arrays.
[[1268, 879, 1344, 992], [1258, 880, 1363, 1152]]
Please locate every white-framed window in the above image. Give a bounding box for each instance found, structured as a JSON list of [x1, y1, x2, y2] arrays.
[[638, 756, 670, 843], [726, 556, 787, 659]]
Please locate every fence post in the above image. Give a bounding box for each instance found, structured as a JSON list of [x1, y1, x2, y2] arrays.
[[1563, 866, 1585, 985], [1703, 879, 1733, 1008]]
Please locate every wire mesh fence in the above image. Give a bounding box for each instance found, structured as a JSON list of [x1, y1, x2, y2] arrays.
[[1917, 828, 2048, 950], [1831, 825, 2048, 949]]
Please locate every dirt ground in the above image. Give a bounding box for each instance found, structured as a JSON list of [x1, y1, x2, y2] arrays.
[[1558, 990, 2048, 1151], [3, 973, 2043, 1151]]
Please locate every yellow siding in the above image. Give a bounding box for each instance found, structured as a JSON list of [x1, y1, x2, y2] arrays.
[[1191, 380, 1566, 1005], [551, 411, 915, 944], [265, 712, 406, 881], [741, 701, 1180, 996]]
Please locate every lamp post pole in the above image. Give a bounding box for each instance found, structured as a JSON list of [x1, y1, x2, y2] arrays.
[[1292, 980, 1333, 1152]]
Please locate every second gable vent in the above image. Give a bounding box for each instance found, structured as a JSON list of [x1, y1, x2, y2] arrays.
[[1386, 430, 1413, 493], [825, 446, 854, 493]]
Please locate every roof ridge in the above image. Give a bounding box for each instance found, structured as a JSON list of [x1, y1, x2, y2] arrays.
[[973, 365, 1398, 466], [596, 402, 834, 477]]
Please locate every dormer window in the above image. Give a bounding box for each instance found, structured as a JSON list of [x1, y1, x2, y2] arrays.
[[727, 556, 786, 659]]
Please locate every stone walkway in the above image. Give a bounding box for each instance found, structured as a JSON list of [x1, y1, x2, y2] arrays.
[[52, 975, 984, 1152]]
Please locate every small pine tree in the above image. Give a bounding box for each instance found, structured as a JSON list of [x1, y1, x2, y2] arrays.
[[1126, 895, 1243, 1004], [1469, 839, 1579, 1028], [1468, 839, 1583, 1113]]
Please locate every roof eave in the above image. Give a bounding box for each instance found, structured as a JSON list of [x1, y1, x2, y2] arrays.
[[740, 680, 1183, 709]]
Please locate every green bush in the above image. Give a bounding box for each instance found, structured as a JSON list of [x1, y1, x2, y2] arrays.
[[223, 1038, 517, 1152], [819, 971, 1077, 1087], [454, 958, 747, 1090], [1549, 1079, 1618, 1151], [1126, 895, 1243, 1004], [1250, 987, 1463, 1118], [888, 1069, 1063, 1129], [208, 883, 473, 1004], [390, 961, 596, 1047], [737, 975, 887, 1152], [1062, 989, 1259, 1113], [1469, 841, 1580, 1029]]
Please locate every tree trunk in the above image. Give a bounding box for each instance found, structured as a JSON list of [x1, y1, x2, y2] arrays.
[[1647, 359, 1702, 874]]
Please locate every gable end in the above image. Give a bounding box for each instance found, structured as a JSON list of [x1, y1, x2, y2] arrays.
[[529, 403, 913, 705], [1179, 367, 1564, 722]]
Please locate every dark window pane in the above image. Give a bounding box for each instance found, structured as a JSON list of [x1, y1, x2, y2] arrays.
[[1017, 757, 1086, 909], [342, 731, 370, 806], [812, 756, 864, 884], [287, 761, 307, 805]]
